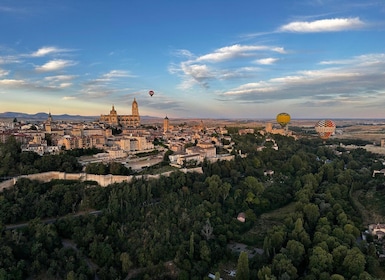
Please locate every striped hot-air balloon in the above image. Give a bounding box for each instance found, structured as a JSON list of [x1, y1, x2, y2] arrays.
[[315, 119, 336, 140]]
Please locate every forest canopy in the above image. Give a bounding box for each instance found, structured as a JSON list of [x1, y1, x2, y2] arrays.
[[0, 132, 384, 279]]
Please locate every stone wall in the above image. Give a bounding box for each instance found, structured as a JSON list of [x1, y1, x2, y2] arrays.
[[0, 167, 203, 191]]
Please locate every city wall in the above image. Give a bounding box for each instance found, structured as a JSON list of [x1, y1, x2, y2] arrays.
[[0, 167, 203, 191]]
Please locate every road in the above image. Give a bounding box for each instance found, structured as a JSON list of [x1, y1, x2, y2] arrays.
[[4, 210, 102, 230]]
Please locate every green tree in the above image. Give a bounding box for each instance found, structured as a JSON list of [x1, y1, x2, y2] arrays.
[[304, 203, 320, 229], [257, 266, 276, 280], [199, 241, 211, 263], [189, 232, 195, 259], [272, 253, 297, 279], [309, 246, 333, 277], [120, 252, 133, 273], [342, 247, 366, 278], [236, 251, 249, 280], [205, 175, 222, 202], [284, 239, 305, 266]]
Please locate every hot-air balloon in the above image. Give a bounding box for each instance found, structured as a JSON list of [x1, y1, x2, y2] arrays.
[[315, 119, 336, 141], [148, 90, 154, 97], [276, 112, 291, 128]]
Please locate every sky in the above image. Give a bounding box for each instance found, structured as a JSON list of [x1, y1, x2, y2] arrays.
[[0, 0, 384, 120]]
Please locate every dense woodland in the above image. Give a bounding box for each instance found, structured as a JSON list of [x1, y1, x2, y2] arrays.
[[0, 131, 385, 279]]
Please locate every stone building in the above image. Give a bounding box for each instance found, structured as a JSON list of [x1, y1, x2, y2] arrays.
[[100, 99, 140, 127]]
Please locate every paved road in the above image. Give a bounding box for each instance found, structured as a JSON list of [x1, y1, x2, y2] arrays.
[[4, 210, 102, 230]]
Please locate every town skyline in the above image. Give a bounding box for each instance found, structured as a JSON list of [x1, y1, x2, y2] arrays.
[[0, 0, 385, 119]]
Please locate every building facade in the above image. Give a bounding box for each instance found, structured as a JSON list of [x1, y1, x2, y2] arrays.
[[100, 99, 140, 127]]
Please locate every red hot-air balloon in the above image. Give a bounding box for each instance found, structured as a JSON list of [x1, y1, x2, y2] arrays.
[[315, 119, 336, 140], [148, 90, 154, 97]]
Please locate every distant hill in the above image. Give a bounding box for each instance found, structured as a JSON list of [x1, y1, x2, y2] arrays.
[[0, 112, 163, 122], [0, 112, 98, 122]]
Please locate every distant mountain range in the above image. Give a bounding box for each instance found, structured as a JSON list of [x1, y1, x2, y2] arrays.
[[0, 112, 163, 122], [0, 112, 97, 121]]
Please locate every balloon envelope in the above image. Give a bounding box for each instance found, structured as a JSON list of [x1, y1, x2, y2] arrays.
[[276, 113, 291, 128], [148, 90, 154, 97], [315, 119, 336, 140]]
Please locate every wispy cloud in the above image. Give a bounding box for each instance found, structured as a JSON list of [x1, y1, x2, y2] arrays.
[[44, 75, 76, 82], [0, 5, 28, 14], [279, 17, 365, 33], [196, 44, 286, 63], [222, 53, 385, 105], [30, 46, 73, 57], [0, 69, 9, 77], [0, 55, 21, 65], [102, 70, 136, 79], [255, 58, 279, 65], [0, 79, 25, 87], [170, 43, 286, 89], [44, 75, 75, 89], [62, 96, 76, 100], [35, 59, 76, 72]]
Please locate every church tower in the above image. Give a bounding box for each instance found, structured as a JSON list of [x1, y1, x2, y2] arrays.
[[109, 105, 118, 126], [45, 112, 52, 133], [132, 98, 139, 116], [163, 116, 169, 133]]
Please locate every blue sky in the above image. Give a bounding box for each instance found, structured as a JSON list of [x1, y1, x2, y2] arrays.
[[0, 0, 384, 119]]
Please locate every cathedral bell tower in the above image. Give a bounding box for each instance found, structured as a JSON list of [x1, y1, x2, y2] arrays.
[[132, 98, 139, 116]]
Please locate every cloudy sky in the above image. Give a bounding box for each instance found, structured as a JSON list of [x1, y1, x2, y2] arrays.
[[0, 0, 384, 119]]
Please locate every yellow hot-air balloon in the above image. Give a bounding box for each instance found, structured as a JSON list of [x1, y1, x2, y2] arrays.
[[315, 119, 336, 141], [276, 113, 291, 128]]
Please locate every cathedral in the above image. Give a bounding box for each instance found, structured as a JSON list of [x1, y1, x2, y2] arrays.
[[100, 98, 140, 127]]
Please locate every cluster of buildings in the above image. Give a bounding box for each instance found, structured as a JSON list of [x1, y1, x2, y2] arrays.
[[0, 99, 236, 168]]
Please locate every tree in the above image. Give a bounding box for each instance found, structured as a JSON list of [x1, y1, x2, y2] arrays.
[[189, 232, 195, 259], [284, 239, 305, 266], [201, 219, 213, 240], [205, 175, 222, 202], [120, 252, 133, 274], [342, 247, 366, 278], [309, 246, 333, 277], [236, 251, 249, 280], [219, 182, 231, 203], [199, 241, 211, 263], [257, 266, 276, 280], [272, 253, 297, 279], [304, 203, 320, 229]]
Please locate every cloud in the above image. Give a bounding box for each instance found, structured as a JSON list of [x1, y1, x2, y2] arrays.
[[35, 59, 76, 72], [62, 96, 76, 100], [0, 5, 28, 14], [30, 46, 72, 57], [0, 69, 9, 77], [255, 58, 278, 65], [170, 43, 286, 89], [102, 70, 136, 79], [0, 55, 21, 65], [44, 75, 76, 82], [279, 17, 365, 33], [0, 79, 25, 86], [196, 44, 286, 63], [222, 52, 385, 105]]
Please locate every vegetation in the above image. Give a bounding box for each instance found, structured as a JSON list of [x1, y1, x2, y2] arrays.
[[0, 137, 82, 179], [0, 132, 385, 279]]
